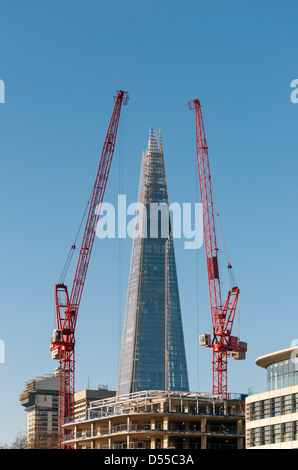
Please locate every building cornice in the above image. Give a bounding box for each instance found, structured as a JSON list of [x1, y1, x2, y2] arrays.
[[255, 347, 298, 369]]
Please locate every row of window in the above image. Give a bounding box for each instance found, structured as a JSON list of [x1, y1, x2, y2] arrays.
[[249, 393, 298, 420], [250, 421, 298, 446]]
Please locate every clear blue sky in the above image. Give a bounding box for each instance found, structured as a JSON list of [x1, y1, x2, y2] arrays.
[[0, 0, 297, 445]]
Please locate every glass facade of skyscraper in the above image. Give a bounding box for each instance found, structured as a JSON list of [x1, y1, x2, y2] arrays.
[[117, 129, 189, 396]]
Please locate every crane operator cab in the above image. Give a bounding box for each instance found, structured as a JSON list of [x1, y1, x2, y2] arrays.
[[51, 329, 63, 360]]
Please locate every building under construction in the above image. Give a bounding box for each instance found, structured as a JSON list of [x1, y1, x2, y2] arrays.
[[19, 374, 116, 449], [19, 372, 60, 449], [62, 390, 246, 449]]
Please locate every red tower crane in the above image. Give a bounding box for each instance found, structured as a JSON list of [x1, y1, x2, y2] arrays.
[[188, 98, 247, 398], [50, 90, 129, 447]]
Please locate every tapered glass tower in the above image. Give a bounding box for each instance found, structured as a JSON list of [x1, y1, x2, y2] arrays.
[[117, 129, 189, 395]]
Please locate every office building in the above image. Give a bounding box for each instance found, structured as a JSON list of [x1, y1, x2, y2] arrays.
[[246, 346, 298, 448]]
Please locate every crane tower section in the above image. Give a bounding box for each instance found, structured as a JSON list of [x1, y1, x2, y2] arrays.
[[188, 98, 247, 398]]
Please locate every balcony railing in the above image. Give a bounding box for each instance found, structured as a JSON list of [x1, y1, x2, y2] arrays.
[[63, 423, 245, 442], [63, 389, 246, 425], [64, 406, 245, 425], [248, 375, 298, 395]]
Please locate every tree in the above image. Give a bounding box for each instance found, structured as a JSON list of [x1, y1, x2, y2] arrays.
[[10, 431, 27, 449]]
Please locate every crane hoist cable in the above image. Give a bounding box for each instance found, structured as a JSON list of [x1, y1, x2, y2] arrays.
[[118, 110, 124, 359], [59, 187, 93, 284], [210, 179, 238, 289]]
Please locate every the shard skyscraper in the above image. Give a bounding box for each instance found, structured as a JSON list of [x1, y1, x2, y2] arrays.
[[117, 129, 189, 396]]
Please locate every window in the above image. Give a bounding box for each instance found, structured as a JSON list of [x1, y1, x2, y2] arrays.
[[271, 424, 281, 444], [284, 395, 292, 414], [260, 400, 270, 419], [282, 422, 292, 442], [250, 402, 259, 420], [250, 428, 259, 447], [267, 359, 298, 390], [272, 397, 280, 417], [264, 426, 270, 445], [293, 421, 298, 440], [293, 394, 298, 413]]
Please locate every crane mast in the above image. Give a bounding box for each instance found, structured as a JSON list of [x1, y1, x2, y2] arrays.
[[50, 90, 129, 447], [188, 98, 247, 398]]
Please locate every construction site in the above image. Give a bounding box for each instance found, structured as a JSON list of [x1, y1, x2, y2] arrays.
[[17, 90, 251, 451], [0, 1, 295, 456], [16, 77, 298, 451]]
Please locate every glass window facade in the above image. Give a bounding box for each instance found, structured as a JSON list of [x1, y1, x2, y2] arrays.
[[250, 421, 298, 446], [117, 129, 189, 395], [249, 392, 298, 420], [267, 358, 298, 390]]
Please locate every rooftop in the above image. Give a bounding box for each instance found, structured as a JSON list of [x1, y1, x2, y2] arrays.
[[255, 347, 298, 369], [63, 389, 247, 426]]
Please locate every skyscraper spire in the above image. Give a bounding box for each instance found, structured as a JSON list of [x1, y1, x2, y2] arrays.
[[117, 129, 189, 396]]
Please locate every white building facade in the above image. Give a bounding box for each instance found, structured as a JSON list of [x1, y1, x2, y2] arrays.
[[246, 347, 298, 449]]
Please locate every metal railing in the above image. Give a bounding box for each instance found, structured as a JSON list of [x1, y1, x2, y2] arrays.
[[63, 389, 247, 425], [248, 375, 298, 395], [63, 423, 245, 442], [64, 405, 245, 425]]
